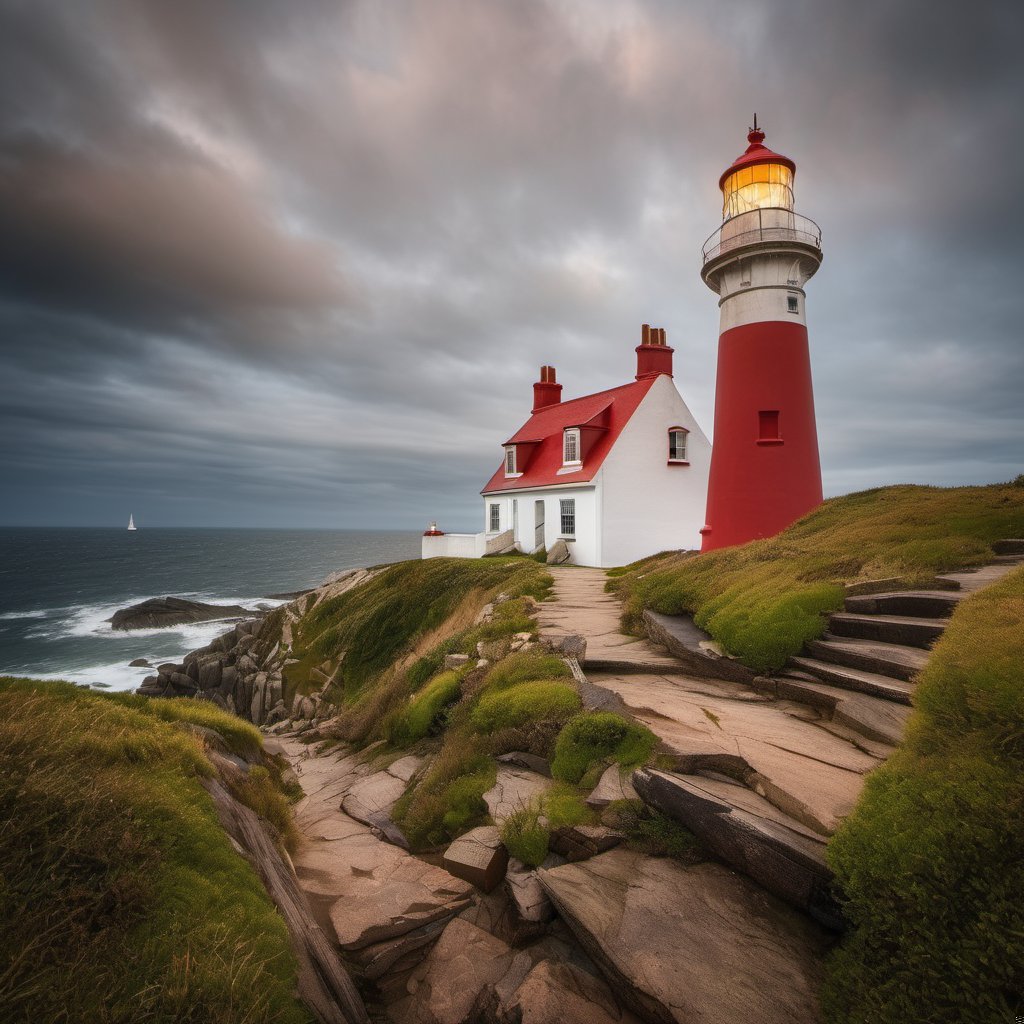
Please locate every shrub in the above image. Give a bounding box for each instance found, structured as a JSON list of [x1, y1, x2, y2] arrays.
[[0, 677, 311, 1024], [483, 650, 571, 690], [551, 712, 657, 783], [500, 805, 549, 867], [612, 483, 1024, 672], [386, 670, 463, 746], [470, 681, 581, 733], [825, 565, 1024, 1023], [604, 799, 704, 862]]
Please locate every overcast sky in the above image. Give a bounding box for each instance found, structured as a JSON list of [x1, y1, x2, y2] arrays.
[[1, 0, 1021, 530]]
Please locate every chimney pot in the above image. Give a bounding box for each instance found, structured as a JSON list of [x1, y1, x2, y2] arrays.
[[641, 323, 651, 345]]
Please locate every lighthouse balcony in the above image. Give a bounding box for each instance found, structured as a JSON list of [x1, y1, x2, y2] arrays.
[[701, 208, 822, 267]]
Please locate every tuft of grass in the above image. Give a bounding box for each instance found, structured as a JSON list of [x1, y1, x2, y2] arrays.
[[824, 564, 1024, 1023], [483, 650, 572, 690], [384, 669, 464, 746], [227, 764, 300, 854], [470, 681, 581, 733], [500, 805, 550, 868], [543, 782, 596, 828], [0, 677, 312, 1024], [551, 712, 657, 784], [612, 482, 1024, 672]]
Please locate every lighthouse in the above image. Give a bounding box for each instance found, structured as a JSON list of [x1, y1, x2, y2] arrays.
[[699, 117, 824, 552]]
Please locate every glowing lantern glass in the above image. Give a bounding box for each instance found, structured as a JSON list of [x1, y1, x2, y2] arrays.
[[721, 162, 794, 219]]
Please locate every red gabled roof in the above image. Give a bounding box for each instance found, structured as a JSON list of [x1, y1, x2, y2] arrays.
[[482, 377, 657, 494]]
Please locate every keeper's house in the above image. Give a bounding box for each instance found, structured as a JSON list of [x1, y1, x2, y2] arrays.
[[423, 325, 710, 567]]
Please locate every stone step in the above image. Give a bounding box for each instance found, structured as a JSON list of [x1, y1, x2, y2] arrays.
[[805, 635, 928, 682], [631, 768, 842, 928], [992, 539, 1024, 555], [787, 657, 915, 705], [991, 554, 1024, 564], [774, 676, 912, 746], [828, 611, 946, 648], [843, 590, 961, 618]]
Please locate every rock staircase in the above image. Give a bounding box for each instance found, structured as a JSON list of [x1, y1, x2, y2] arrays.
[[540, 543, 1024, 929]]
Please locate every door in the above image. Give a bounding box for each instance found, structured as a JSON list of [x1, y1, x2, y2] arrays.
[[534, 500, 545, 551]]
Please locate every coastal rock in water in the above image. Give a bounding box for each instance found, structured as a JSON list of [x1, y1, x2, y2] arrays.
[[110, 596, 254, 631], [129, 658, 151, 668], [537, 849, 828, 1024]]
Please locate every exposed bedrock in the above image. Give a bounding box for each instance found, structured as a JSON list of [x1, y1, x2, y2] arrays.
[[110, 595, 255, 630]]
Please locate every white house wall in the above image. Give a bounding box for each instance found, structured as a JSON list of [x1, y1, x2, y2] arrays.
[[599, 373, 711, 566], [482, 486, 599, 566]]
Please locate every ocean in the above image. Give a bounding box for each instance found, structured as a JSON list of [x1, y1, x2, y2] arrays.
[[0, 528, 421, 691]]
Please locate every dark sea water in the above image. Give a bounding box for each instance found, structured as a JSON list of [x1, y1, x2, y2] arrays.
[[0, 528, 421, 691]]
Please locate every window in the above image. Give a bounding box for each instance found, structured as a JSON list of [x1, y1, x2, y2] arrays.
[[559, 498, 576, 537], [787, 294, 799, 314], [504, 447, 516, 475], [489, 503, 500, 532], [563, 428, 580, 464], [668, 427, 689, 462], [758, 410, 780, 441]]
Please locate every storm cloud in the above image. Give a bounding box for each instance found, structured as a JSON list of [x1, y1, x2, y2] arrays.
[[0, 0, 1021, 529]]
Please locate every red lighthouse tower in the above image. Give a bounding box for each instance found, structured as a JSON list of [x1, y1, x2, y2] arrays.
[[699, 118, 824, 552]]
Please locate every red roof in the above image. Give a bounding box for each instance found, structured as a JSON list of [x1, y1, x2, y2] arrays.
[[482, 377, 656, 494], [719, 127, 796, 190]]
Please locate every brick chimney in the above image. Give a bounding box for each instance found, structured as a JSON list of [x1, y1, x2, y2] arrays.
[[635, 323, 674, 379], [533, 365, 563, 412]]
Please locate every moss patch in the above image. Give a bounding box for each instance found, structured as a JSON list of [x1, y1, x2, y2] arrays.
[[470, 680, 581, 732], [551, 711, 657, 784], [613, 482, 1024, 672], [824, 564, 1024, 1023], [0, 677, 311, 1024]]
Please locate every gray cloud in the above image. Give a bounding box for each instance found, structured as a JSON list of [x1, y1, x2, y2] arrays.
[[0, 0, 1022, 530]]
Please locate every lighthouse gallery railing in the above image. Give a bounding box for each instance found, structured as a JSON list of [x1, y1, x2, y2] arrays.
[[701, 208, 822, 265]]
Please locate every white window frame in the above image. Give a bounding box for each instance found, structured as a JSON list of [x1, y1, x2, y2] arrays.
[[559, 498, 576, 538], [668, 427, 689, 463], [488, 503, 500, 533], [504, 446, 517, 476], [563, 428, 581, 466]]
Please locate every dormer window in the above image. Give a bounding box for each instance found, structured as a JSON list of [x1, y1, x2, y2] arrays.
[[504, 447, 516, 475], [668, 427, 689, 463], [563, 428, 581, 465]]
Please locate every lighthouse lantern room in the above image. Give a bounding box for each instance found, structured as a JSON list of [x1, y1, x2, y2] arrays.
[[699, 118, 824, 551]]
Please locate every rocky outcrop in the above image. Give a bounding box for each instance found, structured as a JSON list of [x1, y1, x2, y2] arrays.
[[586, 764, 638, 809], [483, 767, 551, 823], [538, 849, 828, 1024], [110, 596, 255, 630], [342, 756, 422, 849]]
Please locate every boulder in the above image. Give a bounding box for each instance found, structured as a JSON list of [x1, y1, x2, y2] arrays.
[[551, 633, 587, 659], [443, 653, 471, 670], [477, 637, 511, 661], [168, 671, 198, 694], [505, 858, 555, 924], [483, 767, 551, 824], [548, 824, 621, 862], [586, 764, 639, 809], [546, 539, 570, 565], [499, 959, 642, 1024], [129, 658, 150, 668], [496, 751, 552, 777], [198, 658, 222, 690], [538, 849, 828, 1024], [442, 826, 508, 892], [109, 596, 254, 631], [399, 918, 514, 1024], [137, 675, 165, 696]]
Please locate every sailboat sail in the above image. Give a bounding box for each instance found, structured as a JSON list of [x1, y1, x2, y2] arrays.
[[127, 514, 137, 531]]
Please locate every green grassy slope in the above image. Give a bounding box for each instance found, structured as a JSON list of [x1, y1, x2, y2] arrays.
[[825, 564, 1024, 1023], [612, 482, 1024, 672], [0, 678, 312, 1024]]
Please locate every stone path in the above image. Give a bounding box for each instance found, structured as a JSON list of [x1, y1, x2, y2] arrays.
[[536, 545, 1024, 917]]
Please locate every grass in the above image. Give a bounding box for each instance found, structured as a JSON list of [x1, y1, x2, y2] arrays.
[[295, 557, 551, 699], [470, 680, 581, 732], [500, 805, 550, 867], [551, 711, 657, 784], [482, 650, 572, 689], [824, 564, 1024, 1023], [384, 669, 464, 746], [612, 482, 1024, 672], [0, 677, 312, 1024], [603, 799, 704, 862]]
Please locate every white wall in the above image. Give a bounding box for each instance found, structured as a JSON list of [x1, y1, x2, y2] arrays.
[[482, 486, 599, 565], [598, 373, 711, 566]]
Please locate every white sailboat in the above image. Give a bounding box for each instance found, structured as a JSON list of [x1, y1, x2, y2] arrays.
[[127, 514, 137, 531]]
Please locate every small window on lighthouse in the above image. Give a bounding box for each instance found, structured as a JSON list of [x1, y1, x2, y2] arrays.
[[787, 294, 799, 314], [758, 410, 781, 441], [668, 428, 689, 463]]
